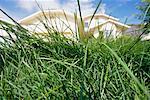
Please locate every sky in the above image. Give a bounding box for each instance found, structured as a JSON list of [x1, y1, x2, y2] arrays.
[[0, 0, 142, 24]]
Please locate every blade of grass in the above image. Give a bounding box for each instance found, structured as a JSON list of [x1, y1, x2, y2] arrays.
[[88, 0, 102, 29], [102, 42, 150, 98]]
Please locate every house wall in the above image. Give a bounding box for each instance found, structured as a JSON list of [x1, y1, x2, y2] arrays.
[[84, 17, 108, 29], [115, 26, 124, 37], [22, 15, 79, 40], [0, 28, 16, 42], [92, 22, 119, 38], [84, 16, 125, 38], [125, 25, 142, 36]]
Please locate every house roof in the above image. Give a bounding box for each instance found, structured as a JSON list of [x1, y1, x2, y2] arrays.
[[83, 13, 130, 29], [89, 19, 130, 31], [83, 14, 119, 21], [19, 10, 128, 28], [87, 19, 130, 37], [19, 11, 121, 25], [107, 19, 130, 28], [18, 9, 80, 25]]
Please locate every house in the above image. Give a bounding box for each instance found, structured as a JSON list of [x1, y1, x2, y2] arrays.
[[84, 14, 130, 38], [19, 9, 130, 40], [19, 10, 82, 41], [125, 24, 150, 40], [0, 17, 16, 42], [125, 24, 143, 36]]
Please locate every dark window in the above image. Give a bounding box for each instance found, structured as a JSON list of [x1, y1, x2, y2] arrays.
[[104, 30, 112, 37], [85, 22, 88, 27]]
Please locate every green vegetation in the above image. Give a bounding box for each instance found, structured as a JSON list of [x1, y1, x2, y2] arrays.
[[138, 0, 150, 35], [0, 0, 150, 99], [0, 20, 150, 99]]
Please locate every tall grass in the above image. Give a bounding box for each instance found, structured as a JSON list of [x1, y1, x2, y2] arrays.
[[0, 1, 150, 99]]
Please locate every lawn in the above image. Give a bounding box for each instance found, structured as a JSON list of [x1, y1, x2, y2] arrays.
[[0, 19, 150, 99]]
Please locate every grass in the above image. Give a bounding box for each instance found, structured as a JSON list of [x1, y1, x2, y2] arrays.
[[0, 1, 150, 99]]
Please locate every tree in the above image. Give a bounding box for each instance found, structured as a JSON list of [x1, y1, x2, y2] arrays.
[[138, 0, 150, 34]]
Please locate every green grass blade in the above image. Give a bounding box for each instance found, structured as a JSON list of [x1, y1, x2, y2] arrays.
[[102, 42, 150, 98]]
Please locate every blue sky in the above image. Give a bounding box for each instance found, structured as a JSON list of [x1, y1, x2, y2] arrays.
[[0, 0, 141, 24]]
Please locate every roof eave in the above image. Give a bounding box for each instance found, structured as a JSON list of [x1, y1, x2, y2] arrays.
[[18, 10, 81, 25], [83, 14, 119, 21]]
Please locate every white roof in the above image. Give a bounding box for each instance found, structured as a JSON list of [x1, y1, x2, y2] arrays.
[[18, 9, 80, 25], [84, 13, 119, 21]]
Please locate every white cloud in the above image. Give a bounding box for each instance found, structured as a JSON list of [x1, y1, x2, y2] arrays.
[[17, 0, 60, 11], [62, 0, 95, 16], [17, 0, 106, 16]]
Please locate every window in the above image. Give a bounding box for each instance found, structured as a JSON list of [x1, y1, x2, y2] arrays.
[[84, 22, 89, 32], [84, 22, 88, 28], [104, 30, 112, 38]]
